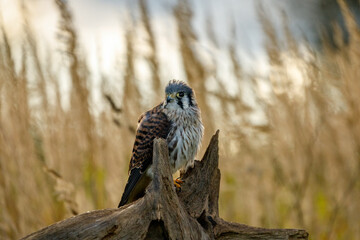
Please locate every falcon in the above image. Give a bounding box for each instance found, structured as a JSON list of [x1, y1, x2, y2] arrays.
[[118, 80, 204, 207]]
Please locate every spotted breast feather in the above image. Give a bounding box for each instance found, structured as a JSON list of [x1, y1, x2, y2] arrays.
[[118, 104, 171, 207]]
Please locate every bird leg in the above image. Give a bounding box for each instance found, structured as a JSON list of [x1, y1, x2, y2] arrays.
[[174, 177, 184, 192]]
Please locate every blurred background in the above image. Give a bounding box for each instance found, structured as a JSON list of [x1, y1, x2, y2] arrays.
[[1, 0, 360, 239]]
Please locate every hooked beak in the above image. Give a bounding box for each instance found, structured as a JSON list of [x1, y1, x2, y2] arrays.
[[166, 93, 176, 103]]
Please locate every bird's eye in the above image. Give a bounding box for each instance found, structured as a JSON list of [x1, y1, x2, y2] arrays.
[[177, 92, 185, 98]]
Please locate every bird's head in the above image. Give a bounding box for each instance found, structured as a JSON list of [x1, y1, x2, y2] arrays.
[[164, 80, 197, 111]]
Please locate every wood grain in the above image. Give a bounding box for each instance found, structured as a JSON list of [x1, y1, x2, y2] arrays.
[[22, 130, 309, 240]]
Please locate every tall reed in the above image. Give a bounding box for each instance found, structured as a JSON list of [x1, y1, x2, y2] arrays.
[[0, 0, 359, 239]]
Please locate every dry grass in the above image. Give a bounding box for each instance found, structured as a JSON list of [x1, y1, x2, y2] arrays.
[[0, 0, 359, 239]]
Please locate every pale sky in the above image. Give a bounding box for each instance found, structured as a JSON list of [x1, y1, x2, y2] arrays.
[[0, 0, 347, 120], [0, 0, 320, 76]]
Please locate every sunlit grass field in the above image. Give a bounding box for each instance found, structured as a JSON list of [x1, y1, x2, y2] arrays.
[[1, 0, 360, 239]]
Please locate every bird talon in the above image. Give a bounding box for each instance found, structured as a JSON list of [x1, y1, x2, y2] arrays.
[[174, 178, 184, 191], [175, 177, 184, 184]]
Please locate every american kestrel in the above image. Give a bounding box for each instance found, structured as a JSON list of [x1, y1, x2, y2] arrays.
[[118, 80, 204, 207]]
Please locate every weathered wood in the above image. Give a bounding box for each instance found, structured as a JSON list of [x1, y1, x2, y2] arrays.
[[22, 130, 309, 240]]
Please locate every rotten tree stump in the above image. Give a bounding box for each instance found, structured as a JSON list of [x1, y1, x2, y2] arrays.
[[22, 130, 309, 240]]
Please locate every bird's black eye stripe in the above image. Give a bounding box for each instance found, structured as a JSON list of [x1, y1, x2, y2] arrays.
[[188, 93, 194, 107], [177, 99, 183, 109]]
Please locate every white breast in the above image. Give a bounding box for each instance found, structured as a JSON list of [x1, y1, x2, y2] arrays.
[[166, 110, 203, 173]]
